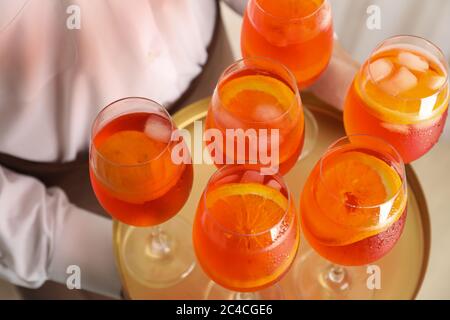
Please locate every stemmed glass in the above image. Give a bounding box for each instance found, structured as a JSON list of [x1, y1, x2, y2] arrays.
[[344, 35, 449, 163], [295, 135, 407, 299], [206, 57, 305, 175], [89, 97, 194, 288], [241, 0, 334, 157], [193, 165, 300, 299]]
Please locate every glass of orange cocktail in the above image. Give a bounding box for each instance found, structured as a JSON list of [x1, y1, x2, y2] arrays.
[[241, 0, 333, 158], [296, 135, 407, 299], [205, 57, 305, 175], [89, 97, 194, 287], [241, 0, 333, 88], [193, 165, 300, 299], [344, 36, 449, 163]]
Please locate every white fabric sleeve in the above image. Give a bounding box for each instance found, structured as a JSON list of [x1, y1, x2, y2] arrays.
[[222, 0, 248, 15], [0, 165, 121, 298]]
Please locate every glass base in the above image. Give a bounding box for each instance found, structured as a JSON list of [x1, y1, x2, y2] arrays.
[[298, 106, 319, 161], [204, 282, 284, 300], [294, 250, 375, 300], [121, 216, 195, 288]]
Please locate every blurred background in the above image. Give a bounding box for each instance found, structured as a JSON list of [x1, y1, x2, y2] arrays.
[[1, 0, 449, 299]]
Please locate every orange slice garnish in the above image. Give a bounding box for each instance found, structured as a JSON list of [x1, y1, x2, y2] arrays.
[[94, 130, 181, 204], [219, 75, 295, 123], [217, 74, 303, 165], [97, 130, 166, 164], [206, 182, 288, 237], [302, 151, 406, 246], [256, 0, 324, 19], [205, 182, 299, 289]]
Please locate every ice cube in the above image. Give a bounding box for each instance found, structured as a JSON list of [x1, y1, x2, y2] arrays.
[[380, 66, 418, 96], [260, 24, 292, 47], [266, 179, 282, 191], [369, 58, 393, 82], [380, 122, 410, 135], [427, 75, 446, 91], [217, 108, 244, 129], [144, 114, 172, 143], [252, 104, 284, 122], [398, 52, 429, 72], [240, 170, 264, 184]]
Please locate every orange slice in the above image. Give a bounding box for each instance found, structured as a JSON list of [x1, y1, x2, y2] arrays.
[[256, 0, 324, 19], [219, 75, 295, 123], [97, 130, 166, 165], [205, 182, 298, 289], [321, 151, 401, 207], [303, 151, 406, 246], [217, 74, 303, 165], [94, 130, 180, 204], [251, 0, 328, 46], [206, 182, 288, 237]]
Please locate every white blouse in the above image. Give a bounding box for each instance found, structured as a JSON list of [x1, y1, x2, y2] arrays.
[[0, 0, 217, 297], [0, 0, 216, 162]]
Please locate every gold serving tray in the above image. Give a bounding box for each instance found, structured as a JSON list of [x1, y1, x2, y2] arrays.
[[113, 93, 430, 300]]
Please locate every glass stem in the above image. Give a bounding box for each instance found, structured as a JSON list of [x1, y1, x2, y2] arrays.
[[234, 292, 260, 300], [323, 264, 350, 292], [145, 226, 173, 260]]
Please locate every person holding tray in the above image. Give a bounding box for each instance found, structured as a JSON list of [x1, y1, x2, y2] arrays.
[[0, 0, 448, 300]]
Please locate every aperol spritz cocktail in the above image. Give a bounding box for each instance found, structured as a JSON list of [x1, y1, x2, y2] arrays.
[[241, 0, 334, 88], [297, 135, 407, 299], [193, 166, 300, 297], [344, 36, 449, 163], [205, 57, 304, 175], [89, 97, 194, 287], [90, 100, 193, 226]]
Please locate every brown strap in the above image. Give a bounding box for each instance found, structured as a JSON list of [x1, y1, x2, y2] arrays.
[[0, 152, 87, 178]]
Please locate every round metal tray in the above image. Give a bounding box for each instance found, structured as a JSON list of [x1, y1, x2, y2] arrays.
[[113, 93, 430, 299]]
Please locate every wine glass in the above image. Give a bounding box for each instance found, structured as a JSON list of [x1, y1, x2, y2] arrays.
[[241, 0, 334, 158], [193, 165, 300, 299], [295, 135, 407, 299], [205, 57, 305, 175], [89, 97, 194, 288], [344, 35, 449, 163]]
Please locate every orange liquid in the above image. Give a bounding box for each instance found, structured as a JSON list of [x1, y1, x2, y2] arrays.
[[241, 0, 333, 87], [304, 210, 406, 266], [206, 70, 304, 175], [301, 148, 407, 266], [344, 47, 449, 163], [193, 170, 299, 291], [90, 113, 193, 227]]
